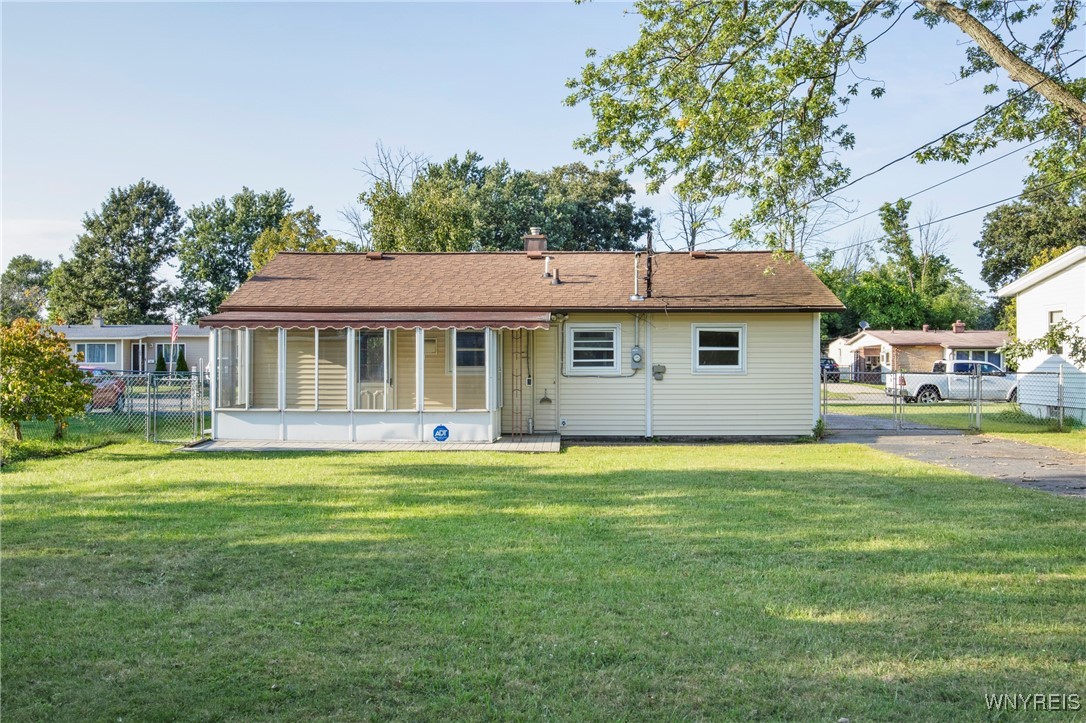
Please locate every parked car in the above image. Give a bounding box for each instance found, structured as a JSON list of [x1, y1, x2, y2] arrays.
[[81, 367, 126, 412], [820, 357, 840, 382], [887, 361, 1018, 404]]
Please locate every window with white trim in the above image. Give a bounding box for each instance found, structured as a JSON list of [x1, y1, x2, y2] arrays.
[[692, 325, 745, 373], [75, 342, 117, 364], [566, 324, 621, 374], [155, 343, 187, 364]]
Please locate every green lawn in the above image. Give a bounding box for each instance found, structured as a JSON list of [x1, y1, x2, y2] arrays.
[[3, 443, 1084, 721], [0, 417, 144, 465], [831, 402, 1086, 454]]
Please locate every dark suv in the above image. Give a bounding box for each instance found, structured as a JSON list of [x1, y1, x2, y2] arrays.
[[820, 357, 840, 382]]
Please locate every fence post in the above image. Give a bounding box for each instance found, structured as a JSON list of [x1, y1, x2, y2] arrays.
[[1058, 364, 1065, 433], [973, 364, 982, 431]]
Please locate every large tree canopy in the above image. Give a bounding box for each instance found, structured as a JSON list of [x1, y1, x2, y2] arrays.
[[359, 150, 655, 252], [250, 208, 357, 275], [176, 188, 293, 321], [1, 255, 53, 324], [813, 199, 987, 339], [49, 180, 182, 324], [567, 0, 1084, 248]]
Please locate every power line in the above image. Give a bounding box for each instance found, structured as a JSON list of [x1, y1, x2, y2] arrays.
[[811, 169, 1086, 256], [829, 54, 1085, 196], [692, 53, 1086, 251], [816, 137, 1046, 236]]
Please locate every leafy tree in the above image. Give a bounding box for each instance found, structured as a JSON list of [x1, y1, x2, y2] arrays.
[[48, 180, 182, 324], [1, 255, 53, 324], [174, 346, 189, 373], [0, 319, 92, 440], [358, 149, 654, 252], [176, 188, 293, 321], [250, 208, 359, 275], [1002, 319, 1086, 367], [567, 1, 1085, 247], [813, 199, 986, 339], [155, 347, 168, 373], [976, 187, 1085, 290]]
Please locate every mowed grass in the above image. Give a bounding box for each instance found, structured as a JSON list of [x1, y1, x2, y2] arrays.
[[831, 402, 1086, 454], [3, 443, 1084, 721], [0, 417, 145, 465]]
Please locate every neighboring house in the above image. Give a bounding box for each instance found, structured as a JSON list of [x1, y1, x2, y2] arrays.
[[53, 318, 211, 373], [997, 245, 1086, 423], [199, 236, 843, 443], [826, 324, 1009, 379], [996, 245, 1086, 372]]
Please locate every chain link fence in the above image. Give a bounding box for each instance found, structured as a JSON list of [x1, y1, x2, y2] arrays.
[[82, 371, 210, 443], [822, 363, 1086, 434]]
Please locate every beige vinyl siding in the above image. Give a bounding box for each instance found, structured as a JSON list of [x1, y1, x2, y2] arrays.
[[422, 330, 453, 410], [391, 329, 417, 410], [250, 329, 279, 408], [285, 329, 316, 409], [554, 313, 645, 437], [650, 312, 816, 436], [317, 329, 349, 409]]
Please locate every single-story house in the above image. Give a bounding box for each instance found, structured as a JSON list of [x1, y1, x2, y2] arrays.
[[53, 318, 210, 373], [198, 236, 844, 443], [997, 245, 1085, 423], [826, 323, 1009, 379]]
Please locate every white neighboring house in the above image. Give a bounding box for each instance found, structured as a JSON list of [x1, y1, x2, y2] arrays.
[[53, 317, 211, 373], [997, 245, 1086, 423]]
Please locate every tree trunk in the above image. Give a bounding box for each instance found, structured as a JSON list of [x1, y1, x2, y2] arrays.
[[12, 421, 22, 442], [919, 0, 1086, 126], [53, 418, 67, 440]]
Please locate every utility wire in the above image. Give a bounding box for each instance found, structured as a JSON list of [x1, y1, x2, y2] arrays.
[[692, 53, 1086, 251], [816, 137, 1046, 236], [811, 168, 1086, 256]]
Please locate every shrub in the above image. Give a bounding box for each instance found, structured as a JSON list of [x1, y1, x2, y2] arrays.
[[0, 319, 91, 440], [175, 345, 189, 372]]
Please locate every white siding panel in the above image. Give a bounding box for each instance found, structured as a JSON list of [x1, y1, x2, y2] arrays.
[[556, 313, 645, 437], [650, 312, 817, 436]]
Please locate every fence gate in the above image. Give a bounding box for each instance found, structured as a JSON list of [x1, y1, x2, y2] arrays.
[[85, 371, 210, 444]]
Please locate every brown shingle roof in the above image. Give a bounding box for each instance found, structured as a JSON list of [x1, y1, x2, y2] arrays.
[[858, 329, 1009, 349], [204, 250, 842, 323]]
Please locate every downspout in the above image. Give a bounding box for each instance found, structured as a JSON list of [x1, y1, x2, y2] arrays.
[[645, 316, 653, 438]]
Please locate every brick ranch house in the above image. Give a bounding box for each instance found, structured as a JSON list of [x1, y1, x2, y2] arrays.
[[826, 324, 1009, 380], [199, 235, 843, 443]]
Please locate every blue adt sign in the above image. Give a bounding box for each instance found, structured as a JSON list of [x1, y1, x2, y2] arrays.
[[433, 425, 450, 442]]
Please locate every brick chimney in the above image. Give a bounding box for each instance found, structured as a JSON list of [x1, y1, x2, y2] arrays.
[[523, 227, 547, 257], [922, 324, 930, 332], [952, 320, 966, 333]]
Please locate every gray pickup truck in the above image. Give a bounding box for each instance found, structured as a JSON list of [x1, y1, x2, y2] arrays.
[[886, 360, 1019, 404]]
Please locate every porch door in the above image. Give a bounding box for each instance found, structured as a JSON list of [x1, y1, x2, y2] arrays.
[[130, 343, 148, 372]]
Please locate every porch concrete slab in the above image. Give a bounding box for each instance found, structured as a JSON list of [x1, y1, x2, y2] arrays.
[[825, 414, 1085, 498], [182, 434, 561, 454]]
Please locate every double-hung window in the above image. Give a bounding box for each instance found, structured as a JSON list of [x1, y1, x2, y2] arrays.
[[692, 325, 745, 373], [566, 324, 620, 374], [75, 342, 116, 364]]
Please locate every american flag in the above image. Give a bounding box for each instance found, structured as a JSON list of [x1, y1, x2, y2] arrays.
[[170, 320, 178, 344]]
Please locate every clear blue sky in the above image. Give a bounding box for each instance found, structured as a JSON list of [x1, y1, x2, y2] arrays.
[[3, 2, 1071, 293]]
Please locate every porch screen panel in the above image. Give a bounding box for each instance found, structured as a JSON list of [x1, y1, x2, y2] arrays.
[[249, 329, 279, 408], [454, 330, 486, 410], [317, 329, 348, 409], [356, 330, 385, 410], [285, 329, 316, 409], [390, 329, 417, 410], [422, 330, 453, 411], [216, 329, 243, 408]]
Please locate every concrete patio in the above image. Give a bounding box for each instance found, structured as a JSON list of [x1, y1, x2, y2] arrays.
[[183, 434, 562, 454]]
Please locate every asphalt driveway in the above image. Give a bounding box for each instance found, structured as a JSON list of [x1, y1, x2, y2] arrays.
[[825, 414, 1085, 498]]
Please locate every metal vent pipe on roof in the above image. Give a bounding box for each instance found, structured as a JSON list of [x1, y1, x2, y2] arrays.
[[630, 253, 645, 302]]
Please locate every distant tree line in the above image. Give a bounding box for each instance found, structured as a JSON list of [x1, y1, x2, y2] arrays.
[[2, 147, 657, 325]]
